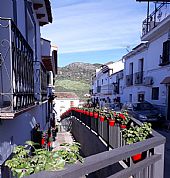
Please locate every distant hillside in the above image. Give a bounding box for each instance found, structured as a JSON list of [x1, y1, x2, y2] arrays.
[[55, 62, 102, 99]]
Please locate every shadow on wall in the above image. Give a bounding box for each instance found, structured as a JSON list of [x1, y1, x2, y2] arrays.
[[70, 118, 123, 178]]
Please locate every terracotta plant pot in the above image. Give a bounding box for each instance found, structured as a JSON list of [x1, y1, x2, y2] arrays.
[[80, 110, 84, 114], [86, 111, 89, 115], [132, 153, 142, 162], [100, 116, 105, 122], [48, 142, 51, 147], [89, 112, 93, 117], [41, 138, 45, 145], [93, 112, 99, 119], [109, 120, 115, 127], [120, 124, 127, 129]]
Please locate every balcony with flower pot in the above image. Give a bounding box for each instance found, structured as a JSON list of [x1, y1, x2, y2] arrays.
[[31, 107, 165, 178]]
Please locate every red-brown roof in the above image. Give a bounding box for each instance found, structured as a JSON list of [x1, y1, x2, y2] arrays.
[[45, 0, 52, 23], [54, 92, 79, 99], [42, 56, 53, 72]]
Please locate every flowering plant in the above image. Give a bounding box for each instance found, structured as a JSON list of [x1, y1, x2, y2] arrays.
[[115, 111, 130, 125]]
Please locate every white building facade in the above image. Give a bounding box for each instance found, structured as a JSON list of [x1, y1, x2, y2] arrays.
[[0, 0, 57, 176], [91, 60, 124, 108], [123, 2, 170, 119], [91, 2, 170, 120], [54, 92, 80, 121]]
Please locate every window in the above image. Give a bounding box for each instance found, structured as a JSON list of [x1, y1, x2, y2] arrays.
[[138, 93, 145, 102], [129, 62, 133, 74], [70, 101, 74, 107], [139, 58, 144, 72], [129, 94, 132, 102], [152, 87, 159, 100]]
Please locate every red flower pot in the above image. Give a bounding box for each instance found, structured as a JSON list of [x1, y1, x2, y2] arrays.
[[90, 112, 93, 117], [120, 124, 127, 129], [93, 112, 99, 119], [132, 153, 142, 162], [48, 142, 51, 147], [100, 116, 105, 122], [41, 138, 45, 145], [86, 111, 89, 115], [109, 120, 115, 127]]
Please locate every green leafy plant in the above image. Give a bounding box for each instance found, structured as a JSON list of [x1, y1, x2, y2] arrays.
[[122, 122, 152, 145], [5, 141, 83, 178]]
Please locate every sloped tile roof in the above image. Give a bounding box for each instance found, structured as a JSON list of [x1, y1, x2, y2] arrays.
[[54, 92, 79, 99]]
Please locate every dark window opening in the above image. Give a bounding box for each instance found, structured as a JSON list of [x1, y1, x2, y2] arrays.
[[152, 87, 159, 100], [138, 93, 145, 102]]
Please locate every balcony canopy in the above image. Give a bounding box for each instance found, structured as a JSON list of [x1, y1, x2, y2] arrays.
[[161, 76, 170, 84]]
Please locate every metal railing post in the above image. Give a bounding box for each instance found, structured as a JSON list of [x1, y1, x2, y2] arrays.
[[153, 143, 165, 178]]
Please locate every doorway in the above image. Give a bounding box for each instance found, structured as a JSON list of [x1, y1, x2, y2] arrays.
[[167, 86, 170, 120]]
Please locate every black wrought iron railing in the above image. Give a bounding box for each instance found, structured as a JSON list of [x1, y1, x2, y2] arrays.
[[142, 3, 170, 37], [0, 17, 34, 115], [41, 63, 47, 101], [126, 74, 133, 86], [134, 71, 143, 85]]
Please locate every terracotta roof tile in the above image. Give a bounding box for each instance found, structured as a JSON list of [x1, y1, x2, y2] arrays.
[[54, 92, 79, 99]]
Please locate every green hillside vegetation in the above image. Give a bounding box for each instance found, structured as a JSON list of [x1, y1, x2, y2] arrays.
[[56, 80, 90, 91], [55, 62, 102, 99], [55, 79, 90, 99]]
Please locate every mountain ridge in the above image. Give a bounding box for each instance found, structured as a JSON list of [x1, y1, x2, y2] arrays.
[[55, 62, 102, 99]]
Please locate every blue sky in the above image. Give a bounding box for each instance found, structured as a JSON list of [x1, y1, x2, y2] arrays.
[[41, 0, 148, 67]]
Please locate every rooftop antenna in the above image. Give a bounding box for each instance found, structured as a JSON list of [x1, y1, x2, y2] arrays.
[[126, 45, 131, 52]]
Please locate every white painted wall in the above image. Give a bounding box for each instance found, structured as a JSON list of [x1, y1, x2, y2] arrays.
[[123, 31, 170, 115], [0, 0, 13, 19], [0, 102, 48, 165], [91, 60, 124, 108], [54, 99, 79, 121]]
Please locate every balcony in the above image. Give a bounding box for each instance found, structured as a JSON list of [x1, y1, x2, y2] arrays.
[[101, 84, 113, 95], [28, 110, 165, 178], [134, 71, 143, 85], [126, 74, 133, 86], [0, 18, 35, 118], [141, 3, 170, 40]]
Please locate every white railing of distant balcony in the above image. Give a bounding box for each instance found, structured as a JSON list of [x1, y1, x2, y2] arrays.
[[142, 3, 170, 36]]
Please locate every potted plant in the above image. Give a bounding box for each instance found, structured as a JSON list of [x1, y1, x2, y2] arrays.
[[122, 122, 152, 162], [99, 112, 106, 122], [89, 108, 94, 117], [116, 111, 130, 129], [108, 111, 116, 127], [93, 108, 100, 119], [5, 141, 83, 178]]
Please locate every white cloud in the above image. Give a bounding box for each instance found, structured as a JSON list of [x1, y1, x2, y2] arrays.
[[41, 0, 147, 54]]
